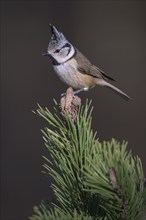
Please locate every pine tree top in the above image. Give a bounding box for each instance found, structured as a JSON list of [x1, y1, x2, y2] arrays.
[[31, 88, 146, 220]]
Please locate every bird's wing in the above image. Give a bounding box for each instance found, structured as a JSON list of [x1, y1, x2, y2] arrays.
[[95, 67, 115, 81], [76, 49, 115, 81]]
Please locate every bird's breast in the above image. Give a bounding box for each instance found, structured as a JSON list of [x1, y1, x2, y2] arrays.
[[53, 59, 81, 89], [53, 59, 96, 89]]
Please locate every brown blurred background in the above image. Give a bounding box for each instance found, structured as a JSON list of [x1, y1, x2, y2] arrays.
[[0, 1, 145, 220]]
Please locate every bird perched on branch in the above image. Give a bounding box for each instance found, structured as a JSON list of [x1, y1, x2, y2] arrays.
[[43, 24, 131, 101]]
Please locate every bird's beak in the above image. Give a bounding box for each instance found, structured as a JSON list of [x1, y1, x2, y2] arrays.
[[50, 24, 60, 39], [42, 52, 50, 56]]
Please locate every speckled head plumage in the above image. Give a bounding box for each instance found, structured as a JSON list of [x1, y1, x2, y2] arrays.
[[43, 24, 75, 64], [48, 24, 67, 50]]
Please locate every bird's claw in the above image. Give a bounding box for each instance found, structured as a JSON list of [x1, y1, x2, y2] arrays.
[[60, 92, 77, 98], [60, 92, 66, 97]]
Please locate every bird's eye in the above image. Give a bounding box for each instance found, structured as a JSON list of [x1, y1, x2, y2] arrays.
[[55, 49, 60, 53]]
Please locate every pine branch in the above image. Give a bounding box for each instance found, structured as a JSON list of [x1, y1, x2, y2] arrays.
[[31, 88, 146, 220], [30, 202, 107, 220], [83, 139, 146, 219]]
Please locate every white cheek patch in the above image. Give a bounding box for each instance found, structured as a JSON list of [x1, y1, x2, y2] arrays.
[[52, 45, 75, 64], [52, 54, 65, 64], [60, 48, 68, 57]]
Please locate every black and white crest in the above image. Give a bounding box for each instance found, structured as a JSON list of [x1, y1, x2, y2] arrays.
[[43, 24, 75, 64]]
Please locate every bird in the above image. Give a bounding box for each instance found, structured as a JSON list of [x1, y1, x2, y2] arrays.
[[43, 24, 131, 101]]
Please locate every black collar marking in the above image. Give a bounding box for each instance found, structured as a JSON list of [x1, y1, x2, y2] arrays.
[[49, 56, 61, 65]]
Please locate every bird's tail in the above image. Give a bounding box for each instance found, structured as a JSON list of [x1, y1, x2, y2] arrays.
[[100, 81, 131, 101]]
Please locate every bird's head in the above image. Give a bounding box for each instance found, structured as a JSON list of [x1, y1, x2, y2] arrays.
[[43, 24, 75, 64]]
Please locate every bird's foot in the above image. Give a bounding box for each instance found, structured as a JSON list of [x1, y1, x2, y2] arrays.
[[73, 87, 89, 95], [61, 87, 88, 97], [60, 92, 66, 97]]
